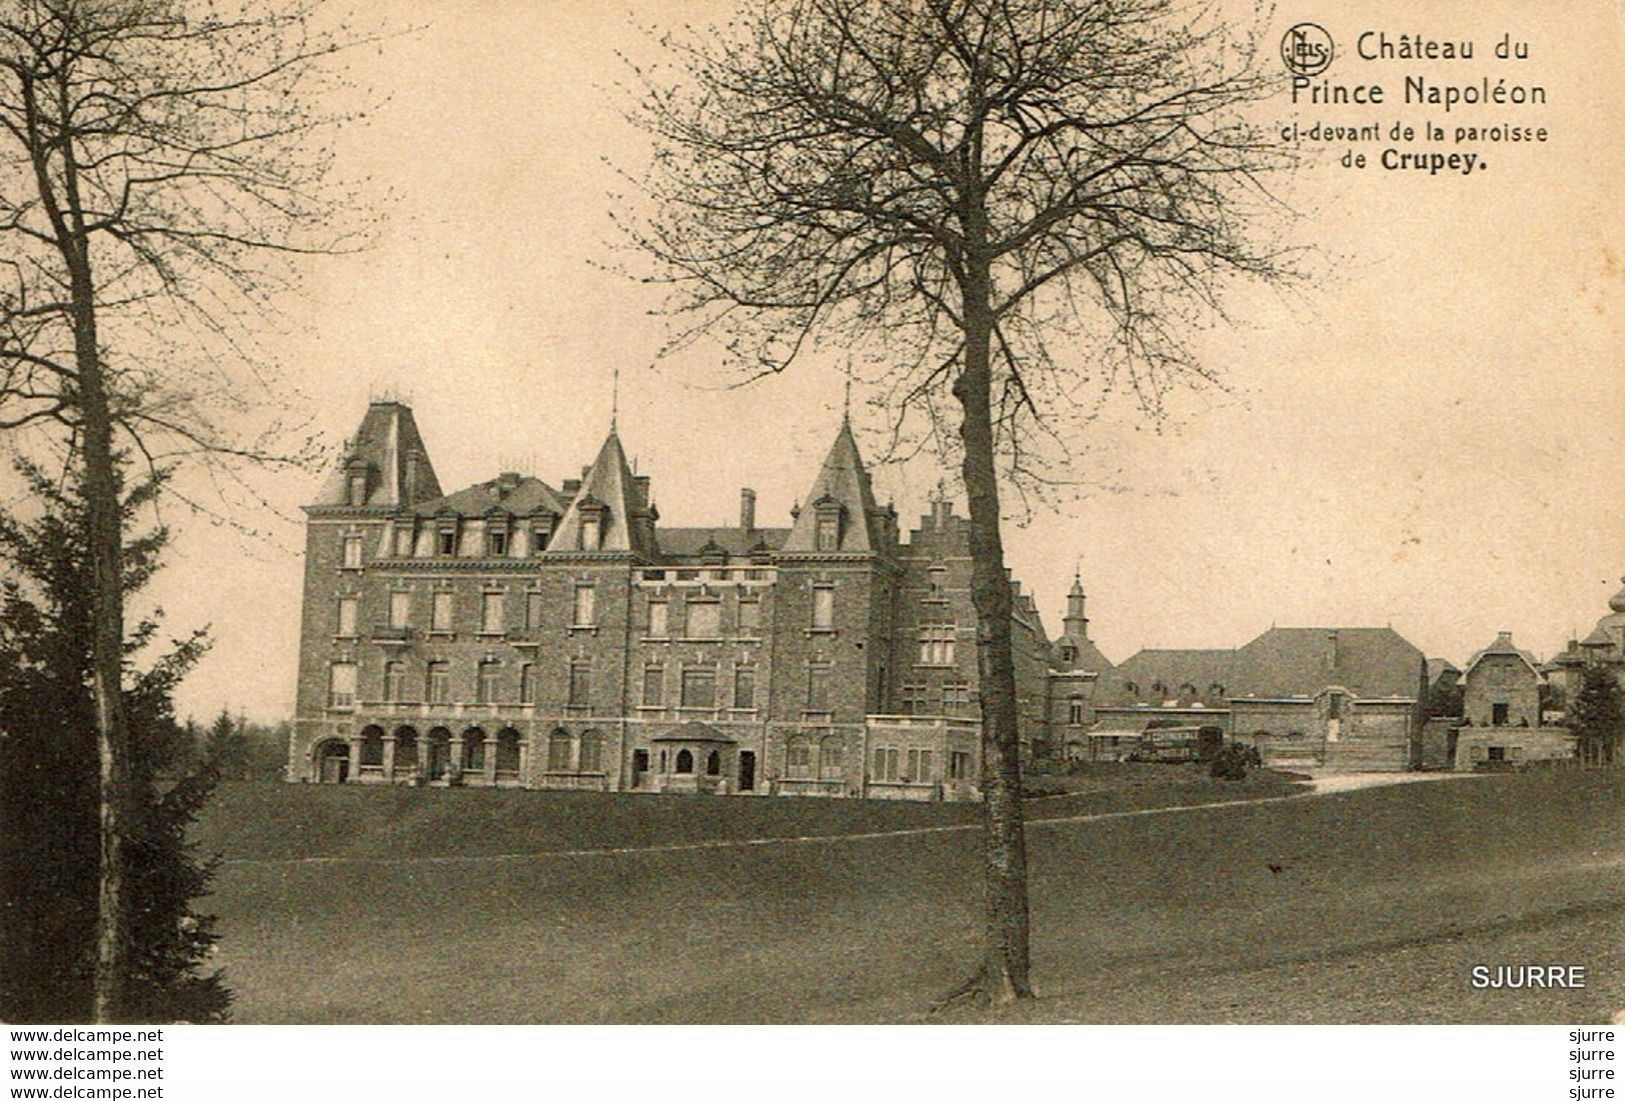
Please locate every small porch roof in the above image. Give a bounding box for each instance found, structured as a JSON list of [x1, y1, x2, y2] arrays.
[[650, 721, 738, 744]]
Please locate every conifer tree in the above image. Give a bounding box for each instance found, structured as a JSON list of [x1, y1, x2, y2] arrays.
[[0, 459, 227, 1023], [1569, 665, 1623, 767]]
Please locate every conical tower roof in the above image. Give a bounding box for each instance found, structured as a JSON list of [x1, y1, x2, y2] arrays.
[[781, 419, 886, 554], [546, 428, 654, 556]]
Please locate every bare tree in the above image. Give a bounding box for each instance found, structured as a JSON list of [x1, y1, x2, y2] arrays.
[[0, 0, 370, 1021], [622, 0, 1293, 1005]]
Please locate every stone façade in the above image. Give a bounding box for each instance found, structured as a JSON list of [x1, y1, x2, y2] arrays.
[[289, 400, 1055, 799]]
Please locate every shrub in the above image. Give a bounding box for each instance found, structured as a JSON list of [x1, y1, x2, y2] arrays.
[[1209, 743, 1253, 781]]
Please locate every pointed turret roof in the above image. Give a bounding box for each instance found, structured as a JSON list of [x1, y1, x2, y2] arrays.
[[781, 419, 888, 554], [545, 428, 655, 556], [312, 401, 441, 508]]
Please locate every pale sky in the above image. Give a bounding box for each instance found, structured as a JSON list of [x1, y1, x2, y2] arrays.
[[110, 0, 1622, 723]]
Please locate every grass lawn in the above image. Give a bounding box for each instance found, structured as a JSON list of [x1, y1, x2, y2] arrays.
[[191, 763, 1300, 862], [195, 769, 1624, 1024]]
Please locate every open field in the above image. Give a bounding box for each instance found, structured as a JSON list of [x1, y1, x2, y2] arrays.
[[196, 769, 1624, 1023]]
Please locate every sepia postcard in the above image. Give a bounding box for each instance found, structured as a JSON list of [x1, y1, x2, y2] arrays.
[[0, 0, 1620, 1095]]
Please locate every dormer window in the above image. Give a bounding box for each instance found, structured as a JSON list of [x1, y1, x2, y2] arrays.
[[815, 512, 839, 551], [577, 501, 606, 551], [530, 512, 556, 555], [485, 510, 510, 557], [436, 518, 458, 557], [393, 518, 416, 557], [347, 469, 368, 507]]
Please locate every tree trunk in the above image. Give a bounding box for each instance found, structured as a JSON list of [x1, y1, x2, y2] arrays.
[[76, 276, 132, 1025], [953, 259, 1033, 1005], [56, 118, 133, 1024]]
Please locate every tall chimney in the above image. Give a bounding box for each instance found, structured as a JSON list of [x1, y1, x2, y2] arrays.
[[740, 487, 756, 530]]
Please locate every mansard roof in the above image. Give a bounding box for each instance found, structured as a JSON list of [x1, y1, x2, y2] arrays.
[[312, 401, 442, 508], [658, 527, 790, 558], [546, 429, 655, 556], [413, 474, 565, 518], [780, 419, 889, 554], [1462, 631, 1540, 678]]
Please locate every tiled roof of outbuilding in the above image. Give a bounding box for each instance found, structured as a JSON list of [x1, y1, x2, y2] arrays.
[[1231, 627, 1423, 699]]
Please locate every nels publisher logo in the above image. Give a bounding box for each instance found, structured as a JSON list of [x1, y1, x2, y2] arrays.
[[1281, 22, 1334, 76]]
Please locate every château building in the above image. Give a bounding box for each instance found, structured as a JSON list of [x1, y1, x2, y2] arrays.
[[288, 400, 1057, 799]]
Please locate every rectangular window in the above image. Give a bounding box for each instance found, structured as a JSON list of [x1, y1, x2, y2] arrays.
[[811, 586, 835, 630], [348, 473, 367, 507], [647, 598, 668, 638], [328, 663, 356, 709], [579, 735, 602, 773], [568, 661, 591, 708], [872, 746, 899, 782], [918, 624, 956, 666], [476, 661, 500, 704], [1067, 696, 1086, 725], [949, 751, 972, 780], [531, 522, 552, 555], [431, 591, 454, 633], [943, 681, 970, 716], [436, 527, 457, 557], [580, 515, 600, 550], [786, 739, 812, 779], [573, 585, 596, 627], [519, 663, 535, 705], [487, 528, 508, 557], [342, 534, 362, 569], [900, 683, 927, 715], [481, 591, 504, 634], [526, 591, 545, 632], [384, 661, 406, 702], [819, 738, 843, 779], [426, 661, 450, 704], [685, 599, 721, 638], [389, 591, 410, 630], [907, 748, 933, 782], [548, 733, 572, 771], [1491, 702, 1509, 726], [737, 597, 760, 635], [733, 665, 756, 710], [336, 596, 357, 637], [681, 667, 716, 709], [806, 663, 831, 712], [394, 524, 415, 557], [642, 664, 664, 707]]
